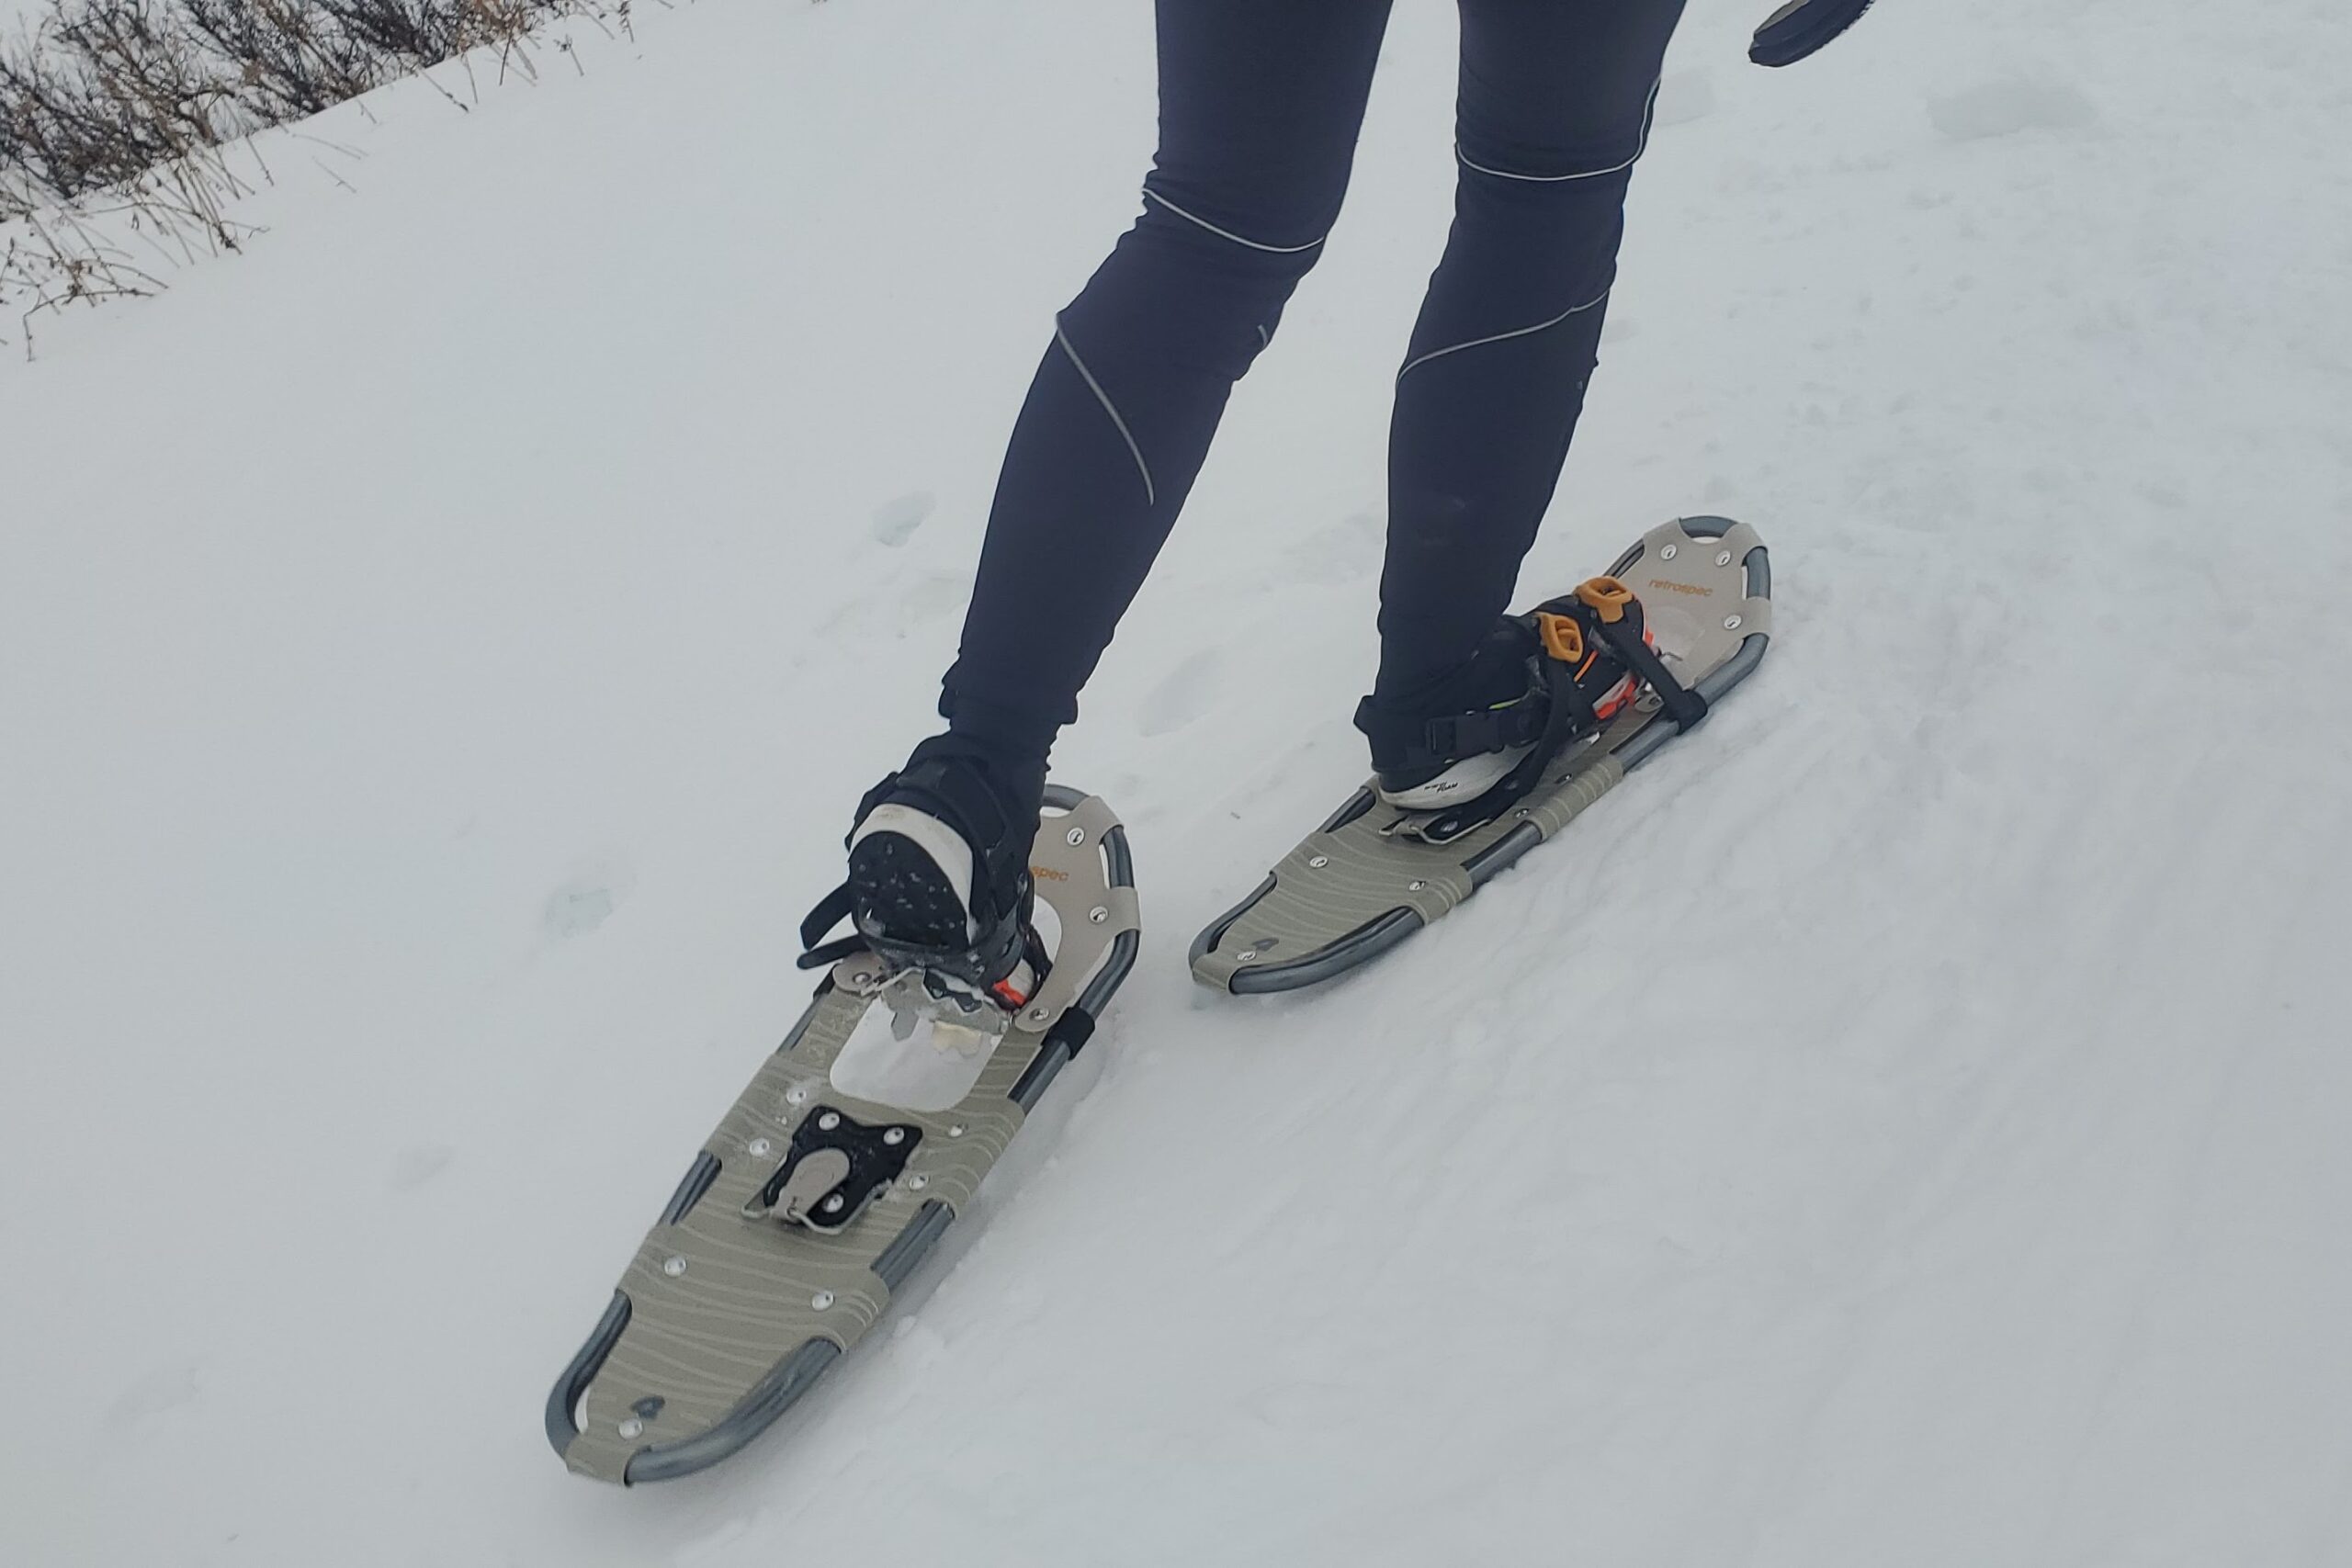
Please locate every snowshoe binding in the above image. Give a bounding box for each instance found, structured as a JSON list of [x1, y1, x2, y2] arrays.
[[1191, 516, 1771, 994], [1356, 571, 1702, 848]]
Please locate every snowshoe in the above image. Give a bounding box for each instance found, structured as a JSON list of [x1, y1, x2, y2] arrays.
[[1190, 515, 1770, 994], [548, 784, 1140, 1483]]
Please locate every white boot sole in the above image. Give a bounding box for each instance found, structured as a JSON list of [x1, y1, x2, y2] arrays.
[[1376, 744, 1532, 810], [851, 804, 978, 943]]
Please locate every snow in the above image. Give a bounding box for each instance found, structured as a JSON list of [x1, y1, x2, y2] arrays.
[[5, 0, 2351, 1562]]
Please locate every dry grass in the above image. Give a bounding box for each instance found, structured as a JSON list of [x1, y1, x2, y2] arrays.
[[0, 0, 638, 355]]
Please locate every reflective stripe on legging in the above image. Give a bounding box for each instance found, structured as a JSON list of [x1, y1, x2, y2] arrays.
[[942, 0, 1690, 762]]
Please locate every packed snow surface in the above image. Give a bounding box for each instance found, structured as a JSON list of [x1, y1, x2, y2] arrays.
[[6, 0, 2350, 1563]]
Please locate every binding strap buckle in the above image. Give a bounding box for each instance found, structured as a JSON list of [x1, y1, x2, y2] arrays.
[[1534, 611, 1586, 665], [1573, 576, 1635, 626]]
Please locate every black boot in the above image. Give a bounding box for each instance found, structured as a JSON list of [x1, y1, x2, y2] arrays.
[[798, 735, 1049, 1009], [1354, 604, 1643, 811]]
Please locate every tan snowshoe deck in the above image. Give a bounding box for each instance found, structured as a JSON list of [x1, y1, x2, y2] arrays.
[[549, 789, 1140, 1483], [1191, 517, 1770, 994]]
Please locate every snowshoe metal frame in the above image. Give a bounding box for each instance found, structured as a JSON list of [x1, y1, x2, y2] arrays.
[[1190, 517, 1770, 994], [547, 787, 1140, 1484]]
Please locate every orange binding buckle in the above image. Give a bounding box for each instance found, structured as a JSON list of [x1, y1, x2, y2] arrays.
[[1575, 576, 1635, 626], [1534, 611, 1586, 664]]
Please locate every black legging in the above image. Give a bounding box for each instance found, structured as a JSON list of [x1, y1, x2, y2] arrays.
[[942, 0, 1690, 767]]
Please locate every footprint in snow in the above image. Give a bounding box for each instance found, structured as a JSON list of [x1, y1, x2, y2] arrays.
[[1928, 78, 2097, 141], [901, 569, 969, 620], [1248, 1380, 1358, 1435], [1283, 512, 1382, 587], [1653, 69, 1716, 129], [543, 858, 635, 939], [1137, 649, 1226, 738], [868, 491, 935, 548], [387, 1140, 455, 1192], [107, 1359, 203, 1431]]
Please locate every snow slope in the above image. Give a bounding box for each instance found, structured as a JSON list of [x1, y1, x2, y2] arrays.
[[6, 0, 2351, 1562]]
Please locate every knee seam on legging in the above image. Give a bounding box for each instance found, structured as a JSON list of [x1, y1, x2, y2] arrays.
[[1395, 282, 1612, 382], [1053, 320, 1157, 507], [1454, 76, 1661, 184], [1140, 186, 1329, 254]]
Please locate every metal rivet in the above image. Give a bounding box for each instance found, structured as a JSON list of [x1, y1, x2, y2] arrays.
[[785, 1085, 808, 1106], [1724, 614, 1743, 631], [811, 1291, 835, 1310], [821, 1194, 843, 1213], [817, 1111, 841, 1131], [1065, 827, 1086, 846], [909, 1174, 929, 1190], [1236, 949, 1259, 963], [1660, 543, 1678, 560], [1408, 880, 1427, 892], [662, 1255, 687, 1277], [1089, 906, 1109, 924], [882, 1127, 905, 1145], [1715, 549, 1733, 568], [747, 1137, 773, 1158], [850, 971, 873, 987], [1514, 809, 1531, 820], [618, 1417, 643, 1439], [1026, 1005, 1051, 1024], [948, 1123, 966, 1138], [1308, 854, 1329, 869]]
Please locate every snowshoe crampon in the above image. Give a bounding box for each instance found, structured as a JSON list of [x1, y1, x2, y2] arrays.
[[1190, 517, 1770, 993], [548, 787, 1139, 1483]]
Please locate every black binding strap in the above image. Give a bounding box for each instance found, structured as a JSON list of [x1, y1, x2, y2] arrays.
[[796, 927, 865, 972], [1357, 686, 1551, 774], [1422, 691, 1551, 765], [1411, 651, 1601, 844], [1583, 598, 1709, 733], [1533, 589, 1707, 734], [797, 884, 863, 970], [799, 884, 854, 955]]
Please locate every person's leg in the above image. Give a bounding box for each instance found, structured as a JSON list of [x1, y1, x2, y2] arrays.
[[820, 4, 1396, 979], [940, 0, 1396, 784], [1375, 0, 1690, 707]]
